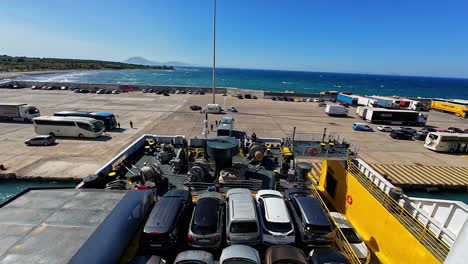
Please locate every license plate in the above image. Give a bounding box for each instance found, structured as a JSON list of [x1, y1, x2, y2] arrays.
[[150, 243, 162, 247], [199, 239, 211, 242]]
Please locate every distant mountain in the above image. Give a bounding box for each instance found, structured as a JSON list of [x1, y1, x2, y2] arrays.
[[123, 57, 190, 66]]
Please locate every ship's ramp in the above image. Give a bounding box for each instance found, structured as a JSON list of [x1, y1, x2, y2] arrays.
[[0, 189, 127, 264], [370, 164, 468, 190]]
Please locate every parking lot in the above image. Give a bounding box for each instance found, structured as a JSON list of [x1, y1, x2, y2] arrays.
[[0, 88, 467, 181]]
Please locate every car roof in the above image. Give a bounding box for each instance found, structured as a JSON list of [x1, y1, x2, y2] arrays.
[[194, 198, 221, 227], [198, 191, 224, 202], [263, 196, 290, 223], [229, 194, 256, 221], [294, 196, 331, 226], [220, 245, 260, 263], [164, 189, 190, 199], [34, 135, 51, 138], [354, 123, 367, 126], [266, 245, 307, 264], [227, 188, 251, 197], [144, 197, 184, 233], [285, 188, 309, 197], [175, 250, 213, 264], [329, 212, 352, 229], [309, 248, 350, 264], [256, 190, 282, 200]]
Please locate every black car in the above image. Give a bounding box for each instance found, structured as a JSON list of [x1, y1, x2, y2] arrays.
[[244, 94, 252, 99], [422, 127, 438, 133], [413, 130, 429, 141], [285, 189, 333, 247], [252, 95, 258, 99], [163, 92, 170, 96], [272, 97, 277, 101], [141, 190, 192, 252], [308, 248, 350, 264], [448, 127, 464, 133], [399, 127, 417, 134], [156, 90, 164, 94], [390, 130, 413, 140], [190, 105, 202, 111]]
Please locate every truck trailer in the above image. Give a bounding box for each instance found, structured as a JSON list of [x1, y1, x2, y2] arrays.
[[365, 109, 428, 126], [356, 106, 370, 119], [336, 94, 358, 105], [325, 105, 348, 116], [0, 103, 40, 121]]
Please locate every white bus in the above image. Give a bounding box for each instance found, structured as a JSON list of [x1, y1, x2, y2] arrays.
[[32, 116, 105, 138], [424, 132, 468, 153]]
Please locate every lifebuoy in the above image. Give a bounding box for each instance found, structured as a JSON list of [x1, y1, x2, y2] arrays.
[[308, 147, 318, 156], [346, 195, 353, 205]]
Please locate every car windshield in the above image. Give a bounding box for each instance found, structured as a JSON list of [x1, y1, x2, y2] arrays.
[[91, 121, 104, 132], [265, 221, 292, 233], [230, 221, 257, 233], [28, 107, 40, 114], [176, 261, 206, 264], [223, 259, 256, 264], [341, 228, 362, 243]]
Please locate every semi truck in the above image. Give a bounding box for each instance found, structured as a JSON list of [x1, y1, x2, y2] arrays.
[[205, 104, 222, 114], [365, 109, 428, 126], [357, 96, 378, 107], [431, 100, 468, 118], [336, 94, 358, 105], [325, 105, 348, 116], [0, 103, 40, 121]]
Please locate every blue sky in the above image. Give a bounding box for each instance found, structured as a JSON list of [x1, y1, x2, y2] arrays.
[[0, 0, 467, 77]]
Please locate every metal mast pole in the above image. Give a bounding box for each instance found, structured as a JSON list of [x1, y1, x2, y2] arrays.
[[211, 0, 217, 104]]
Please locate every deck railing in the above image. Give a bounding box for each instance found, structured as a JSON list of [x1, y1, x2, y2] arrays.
[[347, 160, 450, 262]]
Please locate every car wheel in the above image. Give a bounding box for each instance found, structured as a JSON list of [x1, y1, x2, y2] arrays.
[[449, 148, 455, 153], [25, 142, 31, 146], [49, 133, 55, 137], [78, 133, 84, 138], [43, 142, 48, 146]]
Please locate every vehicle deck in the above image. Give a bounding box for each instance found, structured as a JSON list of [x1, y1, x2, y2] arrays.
[[0, 189, 126, 264], [370, 164, 468, 191], [122, 143, 282, 193]]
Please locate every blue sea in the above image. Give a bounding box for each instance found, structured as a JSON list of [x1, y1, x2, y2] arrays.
[[15, 67, 468, 99]]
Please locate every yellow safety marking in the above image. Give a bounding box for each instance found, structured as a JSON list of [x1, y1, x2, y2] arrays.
[[371, 164, 468, 186], [108, 172, 116, 177]]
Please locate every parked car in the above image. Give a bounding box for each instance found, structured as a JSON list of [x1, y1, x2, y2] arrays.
[[264, 245, 308, 264], [422, 127, 438, 133], [330, 212, 369, 263], [252, 95, 258, 99], [308, 248, 350, 264], [285, 189, 333, 247], [97, 89, 106, 94], [188, 192, 225, 249], [128, 255, 167, 264], [399, 127, 417, 134], [256, 190, 295, 245], [141, 190, 192, 252], [31, 86, 40, 90], [377, 125, 393, 132], [448, 127, 464, 133], [244, 94, 252, 99], [163, 92, 170, 96], [272, 97, 277, 101], [190, 105, 202, 111], [226, 188, 260, 245], [390, 130, 413, 140], [187, 90, 193, 94], [174, 250, 214, 264], [156, 90, 164, 94], [318, 102, 327, 107], [220, 245, 261, 264], [142, 89, 148, 93], [111, 90, 120, 94], [413, 130, 429, 141], [227, 106, 238, 112], [24, 135, 55, 146], [352, 123, 373, 132]]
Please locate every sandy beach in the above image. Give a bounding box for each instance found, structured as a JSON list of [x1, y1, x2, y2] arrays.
[[0, 70, 82, 81]]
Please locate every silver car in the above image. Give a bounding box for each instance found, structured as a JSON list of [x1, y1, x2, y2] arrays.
[[226, 188, 260, 245], [24, 135, 55, 146], [174, 250, 214, 264], [220, 245, 261, 264], [188, 192, 225, 249]]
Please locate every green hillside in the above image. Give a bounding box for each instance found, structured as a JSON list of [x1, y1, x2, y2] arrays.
[[0, 55, 174, 71]]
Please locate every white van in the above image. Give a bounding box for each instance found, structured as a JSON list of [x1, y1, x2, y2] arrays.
[[206, 104, 221, 114], [226, 189, 260, 245]]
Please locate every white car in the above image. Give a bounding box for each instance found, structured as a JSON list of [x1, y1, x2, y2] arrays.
[[256, 190, 295, 245], [377, 125, 393, 132], [220, 245, 261, 264], [330, 212, 370, 263]]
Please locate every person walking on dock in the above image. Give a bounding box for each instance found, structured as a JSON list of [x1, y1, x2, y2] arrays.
[[210, 124, 214, 131], [130, 121, 134, 129], [118, 122, 120, 129]]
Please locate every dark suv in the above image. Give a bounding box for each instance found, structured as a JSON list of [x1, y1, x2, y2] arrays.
[[141, 190, 192, 252], [390, 130, 413, 140], [285, 189, 334, 247]]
